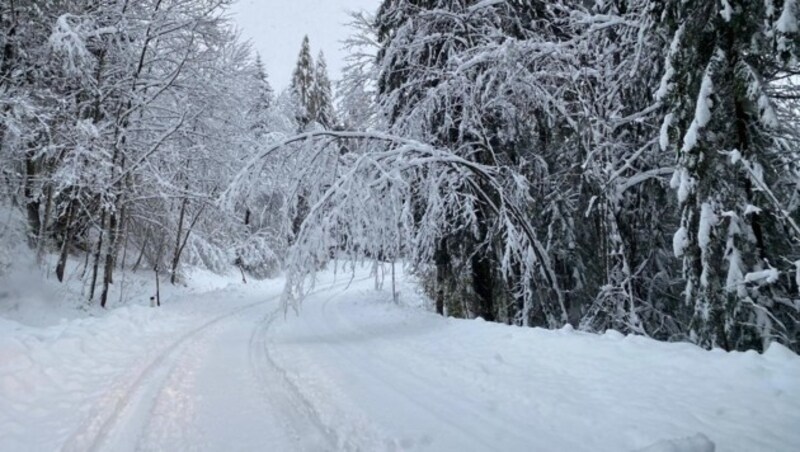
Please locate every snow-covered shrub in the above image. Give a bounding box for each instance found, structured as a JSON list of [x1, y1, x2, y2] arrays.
[[234, 234, 282, 280]]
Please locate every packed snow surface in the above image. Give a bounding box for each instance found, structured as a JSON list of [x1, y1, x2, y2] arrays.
[[0, 266, 798, 452]]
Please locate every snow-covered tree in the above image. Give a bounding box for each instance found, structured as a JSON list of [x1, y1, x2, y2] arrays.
[[249, 54, 275, 140], [561, 1, 681, 339], [336, 11, 380, 131], [4, 0, 798, 354], [311, 51, 337, 129], [373, 0, 578, 324], [656, 0, 800, 350], [1, 0, 280, 303], [290, 36, 315, 129]]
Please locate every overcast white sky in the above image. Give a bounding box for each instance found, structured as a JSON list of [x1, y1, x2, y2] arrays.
[[229, 0, 381, 91]]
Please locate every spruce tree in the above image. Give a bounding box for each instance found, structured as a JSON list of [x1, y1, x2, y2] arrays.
[[311, 51, 336, 129], [290, 36, 315, 129], [657, 0, 800, 350], [250, 54, 274, 139]]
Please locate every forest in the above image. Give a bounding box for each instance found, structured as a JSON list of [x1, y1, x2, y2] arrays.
[[1, 0, 799, 354]]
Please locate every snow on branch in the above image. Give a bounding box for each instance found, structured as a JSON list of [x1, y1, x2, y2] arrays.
[[48, 14, 117, 76], [223, 131, 566, 321]]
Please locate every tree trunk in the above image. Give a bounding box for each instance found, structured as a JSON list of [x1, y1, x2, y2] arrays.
[[471, 250, 495, 321], [55, 201, 75, 282], [170, 197, 205, 286], [118, 208, 130, 271], [36, 185, 53, 263], [154, 238, 165, 307], [24, 152, 40, 247], [291, 194, 309, 244], [471, 206, 495, 322], [81, 247, 90, 280], [154, 265, 161, 307], [132, 227, 150, 272], [391, 260, 398, 304], [170, 197, 188, 285], [89, 210, 107, 302], [100, 209, 118, 308], [434, 240, 448, 316]]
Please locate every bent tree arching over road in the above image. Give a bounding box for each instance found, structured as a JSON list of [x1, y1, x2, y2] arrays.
[[222, 130, 566, 324]]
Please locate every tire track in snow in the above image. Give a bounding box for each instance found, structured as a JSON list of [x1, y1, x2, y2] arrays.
[[314, 298, 497, 450], [247, 274, 385, 451], [247, 308, 338, 451], [61, 274, 371, 452], [254, 275, 405, 452], [60, 296, 278, 452]]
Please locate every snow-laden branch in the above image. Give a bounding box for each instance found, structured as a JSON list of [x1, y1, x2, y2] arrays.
[[224, 131, 567, 322]]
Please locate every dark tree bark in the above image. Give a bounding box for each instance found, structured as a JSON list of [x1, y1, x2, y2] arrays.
[[24, 152, 40, 247], [171, 198, 205, 285], [100, 210, 117, 308], [89, 210, 107, 302], [55, 201, 75, 282], [154, 264, 161, 307], [434, 239, 448, 316], [471, 223, 495, 322], [170, 197, 188, 285], [35, 185, 53, 262]]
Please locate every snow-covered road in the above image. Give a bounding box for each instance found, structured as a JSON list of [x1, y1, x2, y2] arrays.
[[1, 268, 799, 452], [57, 281, 344, 452]]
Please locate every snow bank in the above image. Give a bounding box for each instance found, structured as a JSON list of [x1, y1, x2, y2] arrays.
[[0, 305, 191, 451], [182, 266, 243, 293], [0, 256, 81, 327], [636, 434, 715, 452], [0, 205, 91, 327]]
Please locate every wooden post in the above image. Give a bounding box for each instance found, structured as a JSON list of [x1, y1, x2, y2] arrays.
[[154, 264, 161, 307]]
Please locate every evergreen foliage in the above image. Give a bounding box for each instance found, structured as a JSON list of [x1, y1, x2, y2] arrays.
[[290, 37, 337, 130], [312, 51, 337, 129], [656, 0, 800, 350], [309, 0, 798, 351], [291, 35, 316, 128], [250, 54, 275, 139]]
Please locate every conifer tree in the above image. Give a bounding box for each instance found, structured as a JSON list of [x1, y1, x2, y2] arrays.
[[290, 36, 315, 129], [311, 51, 336, 129], [250, 54, 275, 139], [656, 0, 800, 350]]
